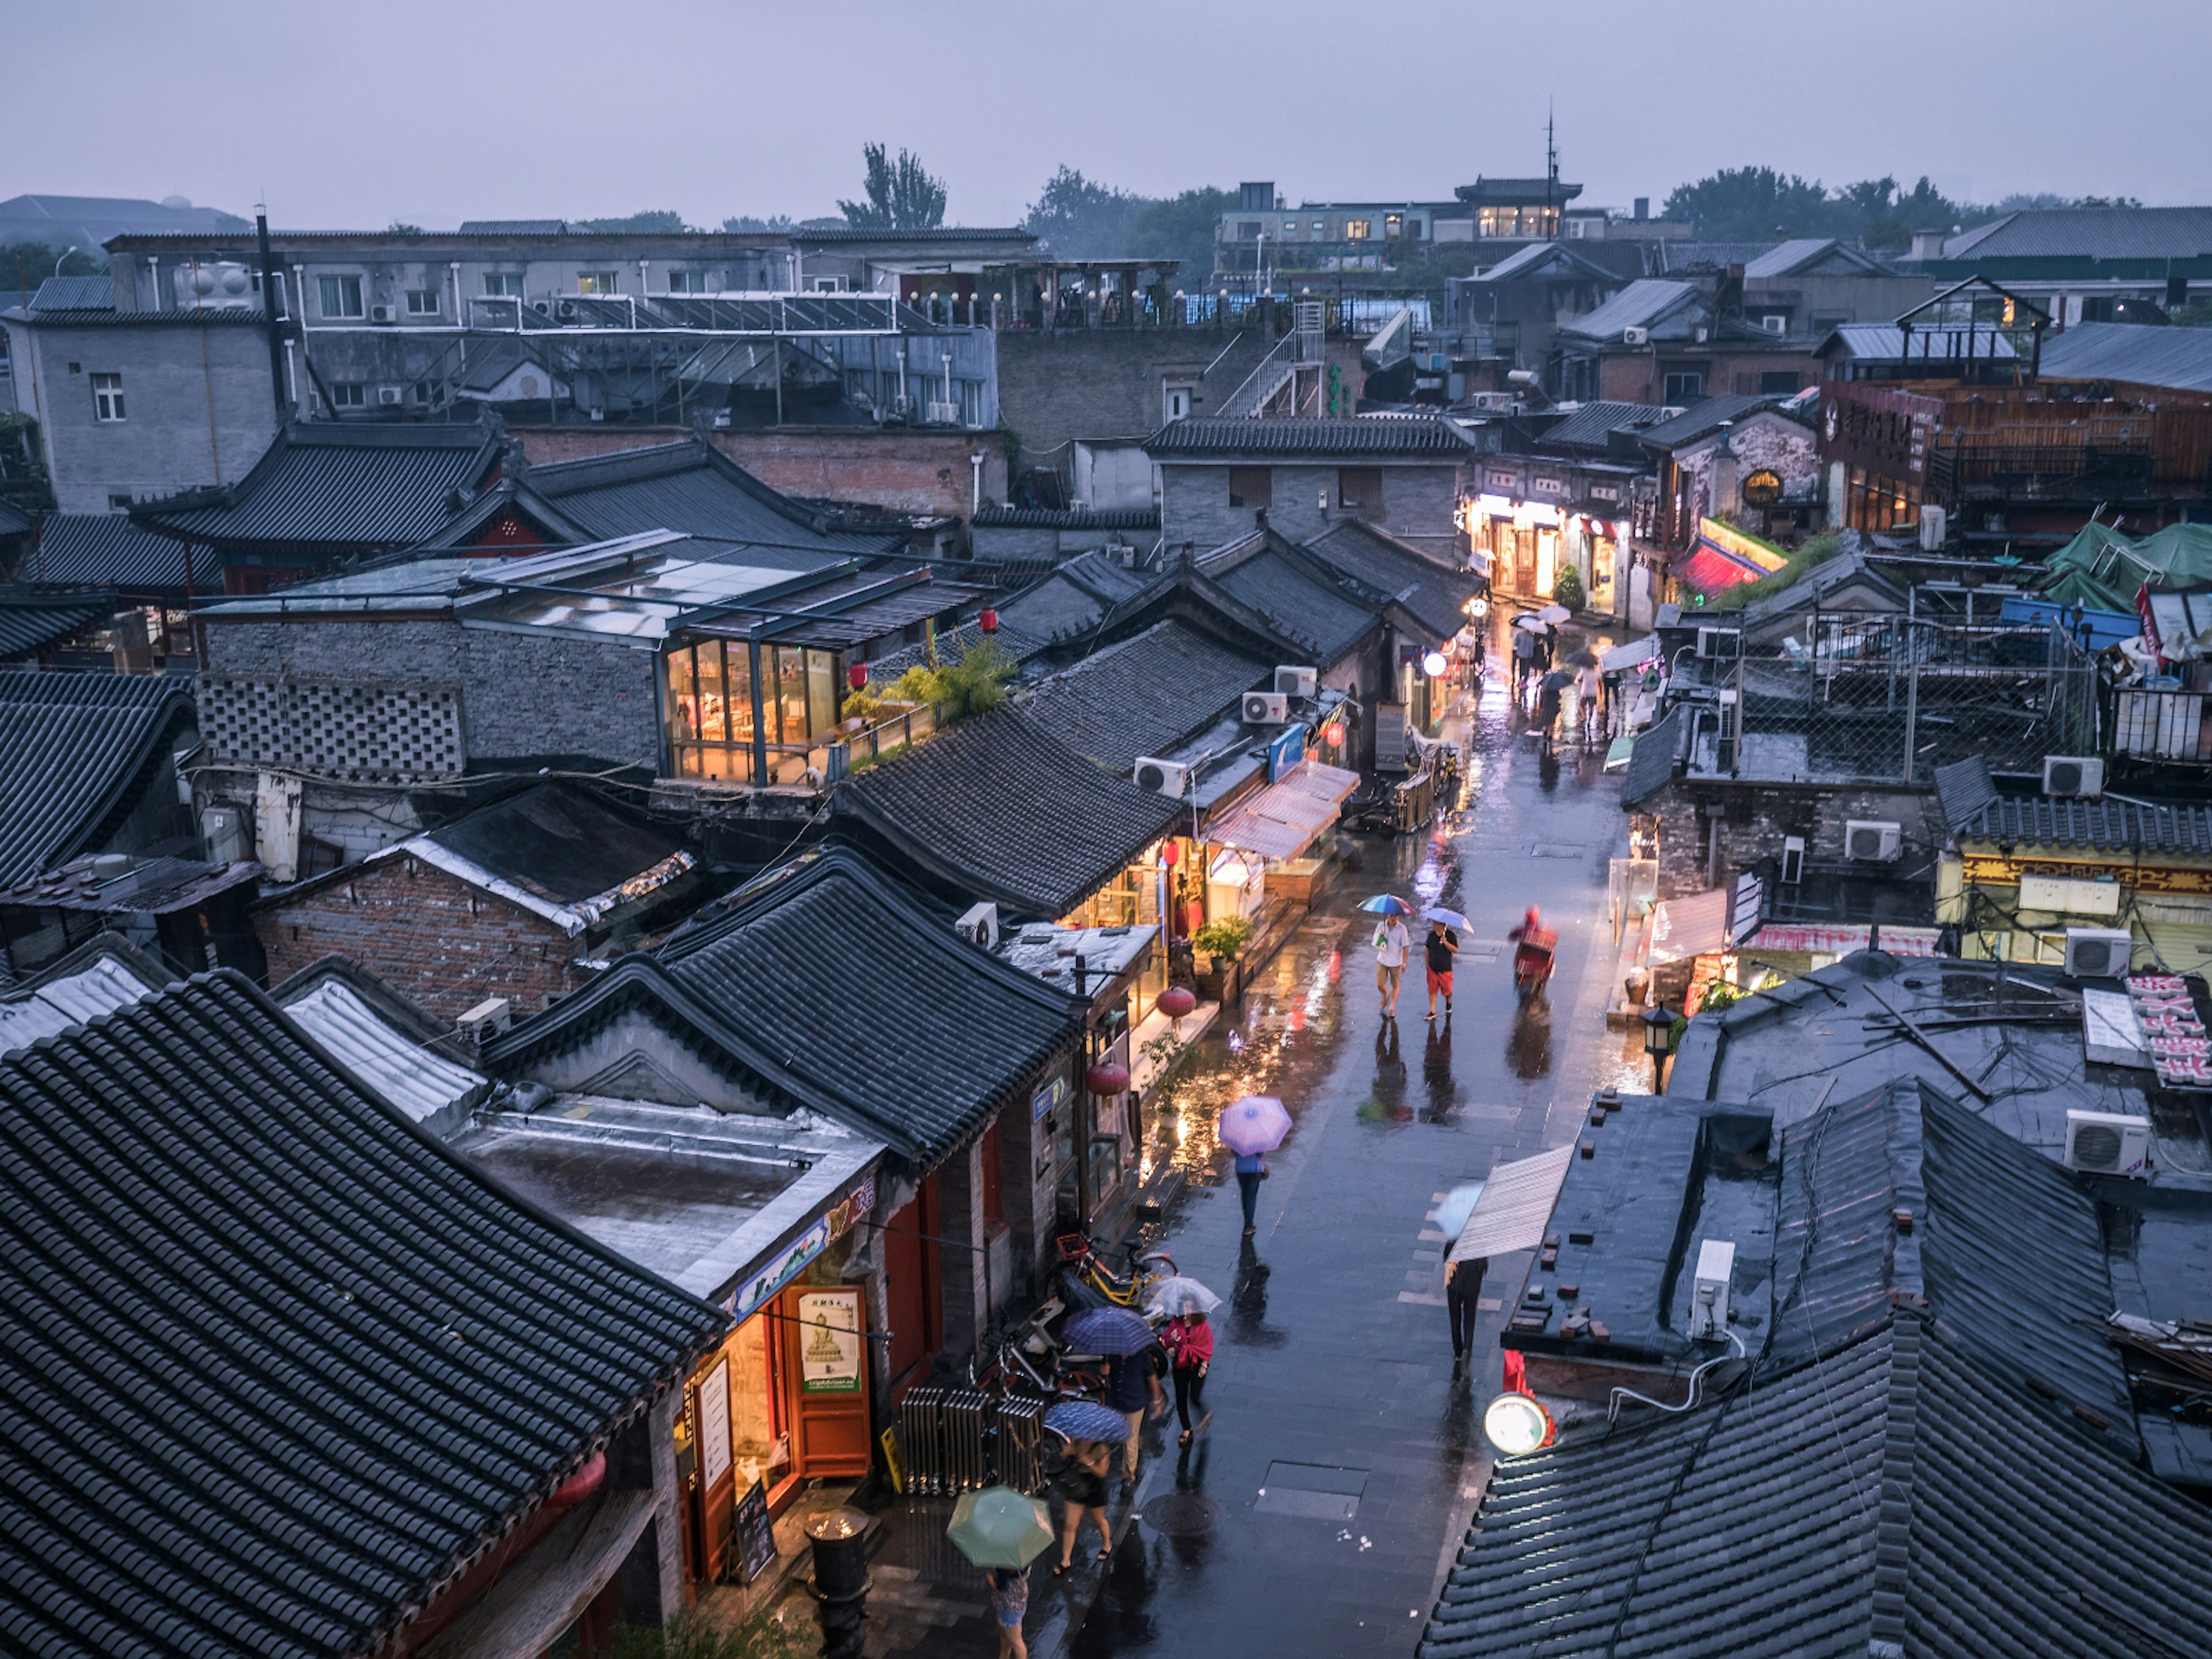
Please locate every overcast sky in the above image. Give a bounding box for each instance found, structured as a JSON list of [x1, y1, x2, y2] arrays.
[[13, 0, 2207, 229]]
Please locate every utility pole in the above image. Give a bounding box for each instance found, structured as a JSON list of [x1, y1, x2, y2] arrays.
[[255, 212, 289, 417]]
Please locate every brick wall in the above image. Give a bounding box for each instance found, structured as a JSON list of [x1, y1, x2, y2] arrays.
[[256, 853, 583, 1019], [1160, 459, 1467, 554], [995, 327, 1276, 457], [1641, 776, 1938, 898]]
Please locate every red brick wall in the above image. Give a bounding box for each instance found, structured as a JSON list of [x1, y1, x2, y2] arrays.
[[256, 854, 585, 1021]]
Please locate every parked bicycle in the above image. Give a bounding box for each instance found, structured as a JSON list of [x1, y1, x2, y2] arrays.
[[1054, 1231, 1177, 1311]]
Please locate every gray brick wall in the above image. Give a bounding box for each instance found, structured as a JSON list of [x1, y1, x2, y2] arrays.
[[1641, 776, 1939, 897], [995, 328, 1275, 457], [1160, 459, 1468, 555]]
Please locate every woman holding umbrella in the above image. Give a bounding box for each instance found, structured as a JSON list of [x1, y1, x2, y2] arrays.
[[1040, 1399, 1129, 1574], [946, 1487, 1054, 1657], [1150, 1278, 1221, 1445], [1218, 1094, 1291, 1237]]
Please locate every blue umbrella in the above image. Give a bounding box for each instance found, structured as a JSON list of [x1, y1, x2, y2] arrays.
[[1422, 906, 1473, 931], [1360, 894, 1414, 916], [1062, 1306, 1156, 1356], [1434, 1181, 1486, 1242], [1043, 1400, 1134, 1442]]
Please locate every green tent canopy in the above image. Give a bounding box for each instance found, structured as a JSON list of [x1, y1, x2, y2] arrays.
[[2040, 521, 2212, 612]]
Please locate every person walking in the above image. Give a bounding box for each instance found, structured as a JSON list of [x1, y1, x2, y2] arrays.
[[1511, 623, 1537, 698], [1447, 1255, 1487, 1374], [1424, 918, 1459, 1020], [988, 1564, 1031, 1658], [1373, 911, 1411, 1018], [1575, 660, 1602, 745], [1103, 1345, 1162, 1482], [1234, 1149, 1267, 1236], [1052, 1440, 1112, 1574], [1162, 1309, 1214, 1446]]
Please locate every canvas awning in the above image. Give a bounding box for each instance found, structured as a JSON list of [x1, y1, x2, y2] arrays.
[[1647, 887, 1732, 964], [1448, 1144, 1575, 1264], [1207, 759, 1359, 862]]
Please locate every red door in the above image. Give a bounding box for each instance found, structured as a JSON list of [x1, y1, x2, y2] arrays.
[[781, 1284, 872, 1478], [882, 1175, 941, 1397]]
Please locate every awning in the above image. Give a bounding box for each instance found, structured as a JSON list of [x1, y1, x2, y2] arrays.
[[1207, 759, 1359, 862], [1600, 634, 1659, 673], [1449, 1144, 1575, 1264], [1647, 887, 1732, 963], [1743, 923, 1942, 958]]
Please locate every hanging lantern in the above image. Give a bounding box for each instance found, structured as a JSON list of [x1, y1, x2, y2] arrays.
[[1323, 721, 1345, 747], [847, 662, 869, 691], [978, 607, 999, 634], [1086, 1062, 1131, 1096], [1158, 986, 1197, 1020], [1160, 840, 1180, 868]]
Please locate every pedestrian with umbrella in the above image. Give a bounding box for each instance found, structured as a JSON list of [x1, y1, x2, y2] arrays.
[[1039, 1415, 1118, 1575], [1218, 1093, 1290, 1236], [1433, 1183, 1488, 1374], [946, 1487, 1054, 1656], [1361, 893, 1414, 1019], [1146, 1277, 1221, 1445], [1419, 906, 1467, 1021], [1065, 1308, 1163, 1481]]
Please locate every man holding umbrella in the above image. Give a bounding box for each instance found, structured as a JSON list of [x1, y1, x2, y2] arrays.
[[1422, 909, 1464, 1020], [1363, 895, 1413, 1019]]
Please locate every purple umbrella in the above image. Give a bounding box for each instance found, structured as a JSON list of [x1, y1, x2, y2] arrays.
[[1043, 1400, 1132, 1442], [1062, 1306, 1157, 1356], [1218, 1094, 1291, 1157]]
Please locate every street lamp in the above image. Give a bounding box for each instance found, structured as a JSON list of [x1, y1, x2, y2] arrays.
[[1482, 1391, 1555, 1456], [1642, 998, 1675, 1092]]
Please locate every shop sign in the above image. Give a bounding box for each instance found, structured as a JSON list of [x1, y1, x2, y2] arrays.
[[798, 1289, 865, 1393], [1486, 471, 1520, 493], [1589, 484, 1620, 502], [1531, 476, 1566, 495], [1740, 468, 1785, 507], [1033, 1074, 1070, 1122], [2126, 975, 2211, 1090], [699, 1358, 732, 1489], [730, 1217, 830, 1320], [1267, 725, 1305, 782], [733, 1480, 777, 1583], [825, 1175, 875, 1243]]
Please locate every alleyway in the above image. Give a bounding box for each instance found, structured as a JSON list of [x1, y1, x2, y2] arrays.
[[1024, 657, 1649, 1659]]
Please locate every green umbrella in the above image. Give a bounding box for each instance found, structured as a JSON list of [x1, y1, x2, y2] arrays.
[[946, 1486, 1055, 1569]]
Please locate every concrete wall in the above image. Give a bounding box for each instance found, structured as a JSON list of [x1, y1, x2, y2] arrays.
[[256, 852, 585, 1018], [1594, 347, 1819, 404], [995, 327, 1276, 457], [1641, 775, 1939, 899], [203, 616, 662, 767], [6, 318, 281, 512], [1159, 459, 1467, 555]]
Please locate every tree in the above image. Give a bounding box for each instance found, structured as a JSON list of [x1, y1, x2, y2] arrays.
[[388, 219, 425, 234], [722, 213, 796, 234], [577, 210, 690, 234], [839, 144, 946, 232], [1, 238, 103, 305], [1661, 167, 1839, 241], [1022, 166, 1149, 256], [1128, 187, 1237, 290]]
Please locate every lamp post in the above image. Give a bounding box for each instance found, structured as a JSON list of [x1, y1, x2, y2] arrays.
[[1641, 998, 1674, 1092]]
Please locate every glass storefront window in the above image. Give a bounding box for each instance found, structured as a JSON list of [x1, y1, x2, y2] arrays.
[[806, 649, 839, 740], [775, 647, 807, 745], [667, 638, 758, 782], [696, 641, 727, 742]]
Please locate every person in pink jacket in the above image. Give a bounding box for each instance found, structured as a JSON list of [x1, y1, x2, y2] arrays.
[[1162, 1310, 1214, 1446]]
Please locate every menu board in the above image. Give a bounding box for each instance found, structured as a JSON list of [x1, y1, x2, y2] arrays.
[[733, 1478, 776, 1584], [698, 1358, 732, 1490], [798, 1289, 863, 1393]]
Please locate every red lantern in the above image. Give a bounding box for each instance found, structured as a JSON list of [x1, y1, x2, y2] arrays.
[[847, 662, 869, 691], [1086, 1063, 1131, 1095], [1160, 840, 1180, 868], [1158, 986, 1197, 1019], [978, 607, 999, 634]]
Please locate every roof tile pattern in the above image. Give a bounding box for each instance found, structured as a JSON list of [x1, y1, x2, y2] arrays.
[[1955, 793, 2212, 854], [1146, 416, 1475, 456], [20, 514, 198, 589], [138, 424, 497, 548], [0, 669, 194, 887], [839, 706, 1181, 918], [0, 596, 109, 662], [0, 971, 724, 1659], [1025, 621, 1270, 768]]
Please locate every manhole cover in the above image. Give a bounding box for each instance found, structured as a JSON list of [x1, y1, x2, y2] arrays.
[[1140, 1491, 1224, 1537]]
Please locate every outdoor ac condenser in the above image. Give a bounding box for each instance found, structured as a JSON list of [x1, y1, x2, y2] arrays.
[[1690, 1239, 1736, 1340], [2063, 927, 2134, 979], [1843, 820, 1901, 862], [2043, 756, 2105, 798], [956, 902, 999, 950], [1274, 666, 1319, 699], [2064, 1109, 2153, 1177], [1623, 326, 1650, 346], [1696, 627, 1742, 660], [1134, 757, 1191, 797], [1243, 692, 1290, 724]]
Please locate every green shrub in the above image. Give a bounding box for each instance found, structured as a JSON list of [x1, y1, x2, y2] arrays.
[[1194, 916, 1253, 959], [1551, 564, 1585, 612], [1709, 531, 1843, 612]]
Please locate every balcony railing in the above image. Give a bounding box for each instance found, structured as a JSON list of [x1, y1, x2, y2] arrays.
[[2112, 686, 2212, 764]]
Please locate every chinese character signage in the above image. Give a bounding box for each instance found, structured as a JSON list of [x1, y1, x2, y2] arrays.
[[2126, 975, 2211, 1090]]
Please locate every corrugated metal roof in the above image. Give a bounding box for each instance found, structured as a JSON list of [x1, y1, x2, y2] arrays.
[[1558, 278, 1700, 340], [22, 513, 199, 589], [1941, 206, 2212, 262], [0, 669, 195, 887], [0, 593, 111, 661], [28, 275, 113, 312], [1633, 392, 1787, 449], [281, 977, 484, 1133], [456, 218, 569, 234], [1146, 416, 1476, 456], [2039, 320, 2212, 393], [137, 422, 498, 548], [1823, 322, 2021, 362], [1528, 399, 1658, 452], [1620, 706, 1682, 805]]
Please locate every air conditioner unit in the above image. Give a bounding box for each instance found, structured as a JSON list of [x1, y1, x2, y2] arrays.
[[1274, 666, 1319, 699], [925, 400, 960, 424], [1243, 691, 1290, 724], [2043, 756, 2105, 798], [456, 996, 512, 1046], [1622, 326, 1650, 346], [1696, 627, 1742, 660], [2063, 927, 2134, 980], [956, 901, 999, 950], [556, 300, 579, 321], [1134, 756, 1191, 797], [1781, 835, 1805, 885], [1844, 820, 1902, 862], [1689, 1238, 1735, 1340], [1694, 325, 1710, 343], [376, 385, 403, 406], [369, 304, 393, 324], [2063, 1108, 2153, 1177]]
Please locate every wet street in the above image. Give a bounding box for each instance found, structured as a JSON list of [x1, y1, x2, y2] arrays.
[[1056, 660, 1649, 1659]]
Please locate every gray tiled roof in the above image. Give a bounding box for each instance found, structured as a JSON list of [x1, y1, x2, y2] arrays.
[[866, 619, 1050, 682], [971, 506, 1160, 531], [422, 782, 688, 910], [1527, 400, 1660, 453], [28, 274, 113, 312], [21, 513, 200, 590], [0, 668, 195, 886], [2038, 320, 2212, 393], [456, 218, 570, 234], [1025, 620, 1271, 770], [1301, 519, 1480, 641], [1198, 539, 1378, 662], [1559, 279, 1701, 340], [652, 846, 1080, 1161], [137, 422, 499, 548], [1940, 206, 2212, 262], [838, 704, 1182, 919], [0, 593, 111, 661], [1146, 416, 1477, 457], [1632, 393, 1789, 450], [1953, 792, 2212, 854], [0, 498, 31, 539], [0, 969, 724, 1659]]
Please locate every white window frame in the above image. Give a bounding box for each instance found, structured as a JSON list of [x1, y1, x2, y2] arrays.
[[578, 271, 619, 295], [404, 288, 440, 316], [91, 372, 125, 422], [482, 272, 523, 297], [319, 274, 364, 319], [1163, 384, 1192, 422]]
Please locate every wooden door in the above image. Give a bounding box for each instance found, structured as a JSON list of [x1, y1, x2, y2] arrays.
[[882, 1175, 941, 1397], [781, 1284, 872, 1478]]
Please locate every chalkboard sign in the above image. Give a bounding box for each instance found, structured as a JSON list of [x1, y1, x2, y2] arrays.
[[733, 1479, 777, 1585]]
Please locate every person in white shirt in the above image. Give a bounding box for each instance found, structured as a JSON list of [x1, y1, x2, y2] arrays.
[[1373, 915, 1411, 1018]]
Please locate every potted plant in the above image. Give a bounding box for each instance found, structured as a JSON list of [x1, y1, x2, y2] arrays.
[[1192, 916, 1253, 975]]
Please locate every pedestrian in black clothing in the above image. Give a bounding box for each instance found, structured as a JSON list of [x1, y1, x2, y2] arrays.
[[1446, 1255, 1486, 1372]]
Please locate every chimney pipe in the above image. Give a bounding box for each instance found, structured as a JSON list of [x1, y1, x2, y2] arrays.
[[255, 213, 288, 418]]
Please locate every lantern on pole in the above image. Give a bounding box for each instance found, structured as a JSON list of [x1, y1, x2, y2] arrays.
[[847, 662, 869, 692], [1642, 999, 1676, 1092]]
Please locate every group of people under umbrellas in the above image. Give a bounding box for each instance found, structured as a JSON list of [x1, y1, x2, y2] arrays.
[[1509, 605, 1603, 752]]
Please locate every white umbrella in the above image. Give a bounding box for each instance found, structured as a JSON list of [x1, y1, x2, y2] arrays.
[[1514, 616, 1549, 634], [1434, 1183, 1486, 1240], [1538, 604, 1572, 623], [1143, 1275, 1222, 1317]]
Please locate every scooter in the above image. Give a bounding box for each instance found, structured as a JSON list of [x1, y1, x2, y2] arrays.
[[1512, 939, 1555, 1004]]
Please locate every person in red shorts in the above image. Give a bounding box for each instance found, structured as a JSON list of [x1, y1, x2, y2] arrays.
[[1425, 918, 1460, 1020]]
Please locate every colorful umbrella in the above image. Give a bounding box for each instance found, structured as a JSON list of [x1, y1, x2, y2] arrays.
[[1142, 1275, 1222, 1317], [1217, 1094, 1291, 1157], [1421, 906, 1473, 931], [1359, 894, 1414, 915], [1063, 1306, 1157, 1356], [1043, 1399, 1137, 1442], [947, 1487, 1055, 1568], [1434, 1181, 1486, 1241]]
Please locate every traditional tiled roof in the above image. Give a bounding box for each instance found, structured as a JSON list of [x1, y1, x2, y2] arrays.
[[0, 498, 32, 539], [971, 506, 1159, 531], [0, 590, 111, 661], [1025, 620, 1271, 770], [0, 969, 725, 1659], [789, 226, 1037, 245], [865, 619, 1050, 681], [647, 846, 1080, 1162], [135, 421, 502, 549], [1301, 519, 1481, 641], [1937, 754, 2212, 853], [838, 705, 1183, 918], [1195, 536, 1380, 663], [272, 956, 487, 1136], [19, 513, 201, 590], [1527, 400, 1661, 453], [1145, 416, 1478, 457], [1633, 393, 1791, 451], [0, 669, 195, 887]]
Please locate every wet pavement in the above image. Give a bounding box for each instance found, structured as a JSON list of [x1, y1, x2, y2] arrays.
[[1051, 654, 1650, 1659]]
